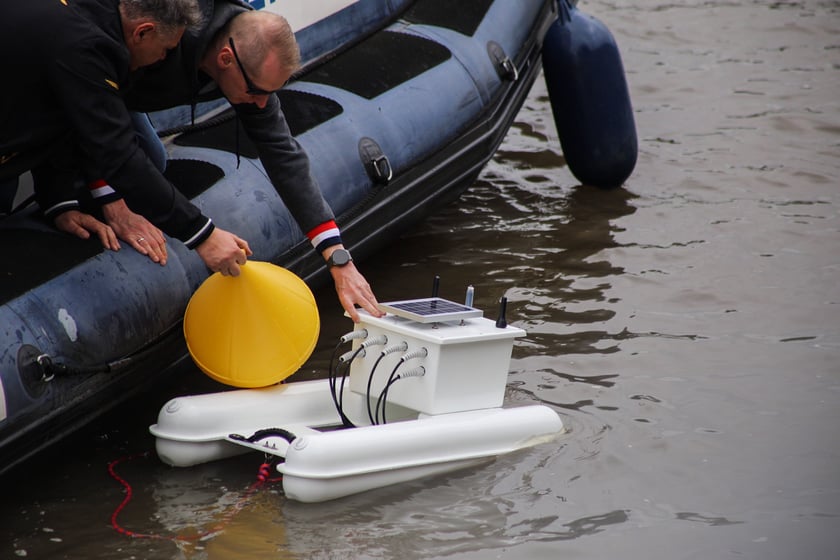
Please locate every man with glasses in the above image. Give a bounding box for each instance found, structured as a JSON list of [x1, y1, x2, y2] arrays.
[[0, 0, 253, 272], [115, 0, 383, 321]]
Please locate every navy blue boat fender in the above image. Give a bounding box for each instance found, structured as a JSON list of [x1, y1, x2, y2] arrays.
[[542, 0, 637, 188]]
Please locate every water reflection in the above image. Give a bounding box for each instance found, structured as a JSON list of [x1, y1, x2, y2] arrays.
[[276, 452, 629, 558], [106, 454, 294, 559], [675, 511, 743, 527]]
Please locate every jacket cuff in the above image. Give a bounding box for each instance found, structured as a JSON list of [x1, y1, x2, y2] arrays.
[[183, 218, 215, 250], [88, 179, 123, 205], [307, 220, 342, 253], [42, 199, 81, 221]]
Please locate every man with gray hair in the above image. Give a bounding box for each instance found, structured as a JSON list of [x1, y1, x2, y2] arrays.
[[0, 0, 252, 273]]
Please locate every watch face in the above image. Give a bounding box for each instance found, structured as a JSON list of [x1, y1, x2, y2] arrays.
[[330, 249, 351, 267]]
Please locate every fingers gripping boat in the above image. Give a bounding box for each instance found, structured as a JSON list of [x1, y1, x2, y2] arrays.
[[150, 267, 564, 502]]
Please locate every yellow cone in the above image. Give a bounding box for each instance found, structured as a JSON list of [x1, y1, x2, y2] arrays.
[[183, 261, 320, 387]]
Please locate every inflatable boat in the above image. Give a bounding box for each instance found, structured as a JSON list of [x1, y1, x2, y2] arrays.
[[0, 0, 636, 476]]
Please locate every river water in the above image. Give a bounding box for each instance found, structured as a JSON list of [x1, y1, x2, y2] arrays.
[[2, 1, 839, 558]]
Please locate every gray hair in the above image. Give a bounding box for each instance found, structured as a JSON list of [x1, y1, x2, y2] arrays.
[[120, 0, 203, 33]]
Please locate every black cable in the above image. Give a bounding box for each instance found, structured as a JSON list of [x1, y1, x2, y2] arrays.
[[336, 346, 366, 427], [337, 358, 351, 420], [327, 341, 347, 425], [228, 427, 297, 444], [328, 340, 369, 428], [36, 344, 163, 380], [365, 353, 388, 424], [373, 346, 427, 424], [375, 361, 405, 425], [377, 371, 407, 425], [37, 354, 111, 378]]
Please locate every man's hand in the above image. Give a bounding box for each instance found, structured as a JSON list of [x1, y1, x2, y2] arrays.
[[54, 210, 119, 250], [329, 261, 383, 322], [101, 199, 168, 265], [195, 227, 252, 276]]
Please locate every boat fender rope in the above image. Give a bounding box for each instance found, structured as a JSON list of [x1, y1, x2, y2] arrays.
[[257, 462, 272, 482], [108, 452, 174, 541], [108, 451, 281, 542], [559, 0, 573, 24]]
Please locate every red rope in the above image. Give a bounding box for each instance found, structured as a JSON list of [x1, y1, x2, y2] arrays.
[[108, 453, 282, 542]]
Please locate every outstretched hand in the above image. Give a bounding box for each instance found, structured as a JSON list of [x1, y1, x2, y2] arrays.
[[330, 262, 383, 322], [54, 210, 119, 250], [101, 199, 168, 265], [195, 227, 253, 276]]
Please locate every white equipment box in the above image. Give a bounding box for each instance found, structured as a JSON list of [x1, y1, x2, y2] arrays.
[[348, 298, 525, 415]]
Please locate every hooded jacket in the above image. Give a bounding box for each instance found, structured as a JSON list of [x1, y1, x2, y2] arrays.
[[124, 0, 339, 250], [0, 0, 213, 248]]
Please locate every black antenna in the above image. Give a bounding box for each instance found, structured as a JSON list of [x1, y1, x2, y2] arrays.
[[431, 275, 440, 309], [495, 296, 508, 328]]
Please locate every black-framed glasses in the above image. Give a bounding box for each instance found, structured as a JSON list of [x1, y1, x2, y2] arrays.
[[228, 37, 273, 96]]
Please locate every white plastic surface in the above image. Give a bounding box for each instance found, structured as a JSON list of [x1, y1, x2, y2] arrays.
[[279, 405, 564, 502], [348, 311, 525, 414], [150, 379, 417, 467], [150, 379, 339, 442], [151, 380, 340, 466]]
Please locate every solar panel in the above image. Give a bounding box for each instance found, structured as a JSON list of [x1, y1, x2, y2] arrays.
[[377, 298, 483, 323]]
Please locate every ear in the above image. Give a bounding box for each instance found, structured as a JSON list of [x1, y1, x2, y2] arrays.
[[218, 46, 234, 69], [132, 22, 156, 43]]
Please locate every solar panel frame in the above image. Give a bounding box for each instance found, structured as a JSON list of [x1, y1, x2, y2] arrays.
[[377, 297, 483, 323]]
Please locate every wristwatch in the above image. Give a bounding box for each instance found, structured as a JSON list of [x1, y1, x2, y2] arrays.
[[327, 248, 353, 268]]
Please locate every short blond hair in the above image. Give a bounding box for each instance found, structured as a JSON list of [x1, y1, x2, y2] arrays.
[[228, 11, 301, 74]]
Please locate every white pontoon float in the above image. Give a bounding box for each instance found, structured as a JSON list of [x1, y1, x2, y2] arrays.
[[150, 294, 564, 503]]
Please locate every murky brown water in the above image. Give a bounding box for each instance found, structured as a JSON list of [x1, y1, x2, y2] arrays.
[[2, 1, 839, 558]]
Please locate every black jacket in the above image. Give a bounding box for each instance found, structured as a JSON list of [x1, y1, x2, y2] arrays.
[[125, 0, 336, 240], [0, 0, 212, 247]]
